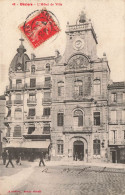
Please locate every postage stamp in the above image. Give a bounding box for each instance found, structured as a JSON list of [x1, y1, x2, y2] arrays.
[[19, 9, 60, 48]]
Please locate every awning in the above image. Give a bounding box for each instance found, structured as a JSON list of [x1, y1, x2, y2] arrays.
[[4, 140, 50, 150], [22, 141, 50, 149]]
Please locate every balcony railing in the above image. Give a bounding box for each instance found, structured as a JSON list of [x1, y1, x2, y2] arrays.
[[27, 99, 37, 104], [109, 140, 125, 145], [14, 100, 23, 104], [109, 120, 125, 125], [108, 120, 118, 125], [63, 126, 92, 133], [43, 129, 50, 134], [6, 84, 24, 91], [42, 98, 51, 104], [25, 115, 51, 121]]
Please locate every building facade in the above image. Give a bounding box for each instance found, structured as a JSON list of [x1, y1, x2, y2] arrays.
[[3, 12, 125, 163], [108, 82, 125, 163], [51, 13, 110, 162], [4, 40, 54, 159], [0, 95, 6, 155]]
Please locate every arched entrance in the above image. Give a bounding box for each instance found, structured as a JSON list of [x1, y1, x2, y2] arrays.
[[73, 140, 84, 161]]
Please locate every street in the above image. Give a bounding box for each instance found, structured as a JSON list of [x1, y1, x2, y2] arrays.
[[0, 161, 125, 195]]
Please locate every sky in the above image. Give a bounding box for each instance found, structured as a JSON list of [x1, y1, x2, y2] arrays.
[[0, 0, 125, 95]]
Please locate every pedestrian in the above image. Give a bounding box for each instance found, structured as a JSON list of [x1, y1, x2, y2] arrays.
[[75, 152, 78, 161], [16, 153, 22, 165], [2, 150, 7, 165], [39, 152, 45, 167], [6, 151, 14, 168]]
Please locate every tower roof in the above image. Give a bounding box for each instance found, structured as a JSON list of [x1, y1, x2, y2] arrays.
[[9, 38, 30, 72]]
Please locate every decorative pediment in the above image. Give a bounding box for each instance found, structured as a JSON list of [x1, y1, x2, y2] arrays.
[[67, 54, 89, 70]]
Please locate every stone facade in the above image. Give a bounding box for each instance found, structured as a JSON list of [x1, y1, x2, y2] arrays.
[[108, 82, 125, 163], [3, 12, 125, 163]]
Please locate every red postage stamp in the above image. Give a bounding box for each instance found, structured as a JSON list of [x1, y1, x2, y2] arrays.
[[19, 9, 60, 48]]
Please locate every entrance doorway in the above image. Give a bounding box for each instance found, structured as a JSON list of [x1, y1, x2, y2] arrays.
[[73, 141, 84, 161]]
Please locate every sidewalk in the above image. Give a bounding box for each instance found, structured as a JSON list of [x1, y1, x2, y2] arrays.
[[45, 160, 125, 169]]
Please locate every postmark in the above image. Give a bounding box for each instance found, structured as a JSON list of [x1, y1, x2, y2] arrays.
[[19, 9, 60, 48]]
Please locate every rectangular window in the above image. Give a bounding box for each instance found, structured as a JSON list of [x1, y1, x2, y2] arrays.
[[16, 94, 21, 100], [29, 94, 36, 101], [57, 140, 63, 155], [94, 112, 100, 126], [122, 110, 125, 123], [93, 140, 100, 155], [29, 109, 35, 116], [58, 86, 64, 96], [30, 79, 36, 87], [111, 93, 117, 102], [45, 77, 51, 85], [43, 125, 50, 134], [123, 93, 125, 102], [123, 130, 125, 139], [78, 115, 83, 126], [44, 92, 51, 98], [57, 113, 64, 126], [112, 130, 117, 144], [110, 111, 116, 122], [43, 108, 50, 116], [16, 79, 22, 88]]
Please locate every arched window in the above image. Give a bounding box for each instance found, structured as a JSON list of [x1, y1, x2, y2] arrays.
[[31, 65, 35, 74], [58, 81, 64, 96], [13, 125, 21, 137], [57, 140, 63, 154], [15, 108, 22, 119], [93, 139, 100, 155], [93, 79, 101, 96], [74, 80, 83, 96], [73, 110, 83, 127]]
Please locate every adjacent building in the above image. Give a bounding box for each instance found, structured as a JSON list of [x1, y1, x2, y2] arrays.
[[108, 82, 125, 163], [3, 11, 125, 163]]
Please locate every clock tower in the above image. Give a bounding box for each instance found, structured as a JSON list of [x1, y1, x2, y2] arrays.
[[63, 11, 98, 62]]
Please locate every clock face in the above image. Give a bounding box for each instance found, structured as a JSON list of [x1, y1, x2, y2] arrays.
[[17, 63, 22, 70], [73, 38, 84, 50]]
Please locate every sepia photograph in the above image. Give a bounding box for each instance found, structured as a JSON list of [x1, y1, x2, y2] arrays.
[[0, 0, 125, 194]]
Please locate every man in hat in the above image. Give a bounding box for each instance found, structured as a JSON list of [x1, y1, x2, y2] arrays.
[[6, 151, 14, 168]]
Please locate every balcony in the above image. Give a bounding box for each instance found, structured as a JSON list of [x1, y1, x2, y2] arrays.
[[109, 120, 125, 125], [42, 98, 51, 105], [14, 100, 23, 105], [63, 126, 92, 133], [108, 120, 118, 125], [27, 99, 37, 105], [6, 84, 24, 92], [109, 140, 125, 145], [43, 129, 50, 134], [24, 115, 51, 122], [24, 83, 43, 90]]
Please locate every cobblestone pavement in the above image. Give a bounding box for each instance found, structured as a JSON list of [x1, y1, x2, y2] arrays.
[[14, 165, 125, 195]]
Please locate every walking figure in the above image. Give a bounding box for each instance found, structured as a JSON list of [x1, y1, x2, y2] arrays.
[[39, 152, 45, 167], [16, 153, 22, 165], [6, 151, 14, 168], [2, 150, 7, 165]]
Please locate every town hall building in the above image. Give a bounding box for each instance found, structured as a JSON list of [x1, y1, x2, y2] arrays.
[[3, 11, 125, 163]]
